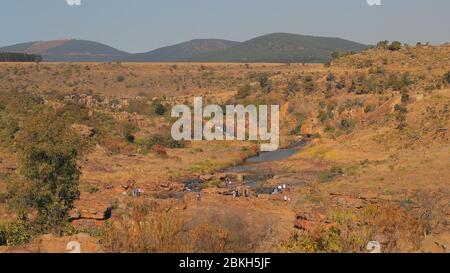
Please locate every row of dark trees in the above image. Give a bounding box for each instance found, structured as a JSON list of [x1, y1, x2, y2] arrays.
[[0, 52, 43, 62]]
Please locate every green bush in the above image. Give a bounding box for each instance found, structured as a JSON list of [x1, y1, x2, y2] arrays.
[[331, 51, 340, 60], [9, 112, 83, 233], [444, 71, 450, 84], [387, 72, 412, 91], [236, 84, 252, 99], [326, 73, 336, 82], [336, 78, 346, 90], [388, 41, 402, 51], [86, 185, 100, 194], [364, 104, 376, 113], [318, 105, 334, 123], [401, 89, 410, 105], [0, 218, 32, 246], [127, 99, 153, 115], [318, 166, 344, 183], [290, 113, 307, 135], [324, 125, 336, 134], [340, 119, 356, 130], [285, 78, 301, 97], [125, 133, 135, 143], [154, 103, 167, 116], [254, 73, 272, 93], [145, 133, 185, 150], [303, 76, 315, 94], [0, 227, 5, 246], [377, 40, 389, 50], [394, 104, 408, 130]]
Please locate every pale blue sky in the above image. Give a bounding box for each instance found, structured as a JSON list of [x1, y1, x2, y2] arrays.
[[1, 0, 449, 53]]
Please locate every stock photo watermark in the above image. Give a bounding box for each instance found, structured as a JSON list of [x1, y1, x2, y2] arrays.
[[66, 0, 81, 6], [64, 0, 382, 8], [171, 97, 280, 152], [366, 0, 382, 6]]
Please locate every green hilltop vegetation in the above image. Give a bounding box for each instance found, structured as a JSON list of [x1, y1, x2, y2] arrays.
[[0, 40, 129, 62], [0, 33, 368, 63], [126, 39, 239, 62], [0, 52, 42, 62], [189, 33, 368, 63]]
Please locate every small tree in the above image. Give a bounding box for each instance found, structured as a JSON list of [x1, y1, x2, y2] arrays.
[[285, 78, 300, 98], [377, 40, 389, 50], [326, 73, 336, 82], [340, 118, 356, 131], [119, 122, 137, 143], [302, 75, 315, 94], [394, 104, 408, 130], [401, 88, 410, 105], [236, 84, 252, 99], [255, 73, 272, 93], [388, 41, 402, 51], [35, 55, 42, 71], [154, 103, 167, 116], [116, 75, 125, 82], [9, 112, 83, 234], [331, 52, 340, 60]]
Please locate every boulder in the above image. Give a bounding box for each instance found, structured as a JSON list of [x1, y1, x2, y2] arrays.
[[35, 233, 103, 253], [0, 233, 103, 253], [294, 218, 315, 232], [201, 187, 229, 195], [199, 174, 215, 181], [103, 183, 114, 190], [121, 179, 136, 190], [129, 113, 148, 129], [70, 198, 113, 221], [170, 182, 185, 192], [69, 206, 111, 220], [294, 212, 329, 232], [71, 124, 95, 137], [216, 173, 228, 180], [159, 181, 170, 188], [421, 234, 449, 253]]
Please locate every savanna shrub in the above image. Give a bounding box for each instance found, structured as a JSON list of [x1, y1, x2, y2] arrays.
[[444, 71, 450, 84]]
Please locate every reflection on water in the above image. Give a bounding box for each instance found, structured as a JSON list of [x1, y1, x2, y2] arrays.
[[245, 147, 300, 163], [226, 142, 304, 173], [224, 141, 306, 191], [180, 141, 307, 195]]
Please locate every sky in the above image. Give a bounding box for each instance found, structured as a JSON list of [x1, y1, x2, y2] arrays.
[[1, 0, 449, 53]]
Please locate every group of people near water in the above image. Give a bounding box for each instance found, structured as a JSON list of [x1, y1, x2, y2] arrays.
[[192, 178, 292, 203], [272, 184, 291, 202]]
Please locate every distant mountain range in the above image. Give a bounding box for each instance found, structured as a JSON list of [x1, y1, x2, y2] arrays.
[[0, 33, 368, 63], [126, 39, 239, 62], [189, 33, 368, 63], [0, 39, 128, 62]]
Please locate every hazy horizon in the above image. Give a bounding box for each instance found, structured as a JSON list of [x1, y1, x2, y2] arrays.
[[2, 0, 450, 53]]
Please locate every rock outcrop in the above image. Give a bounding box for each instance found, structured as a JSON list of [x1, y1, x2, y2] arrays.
[[0, 233, 102, 253], [71, 123, 95, 137]]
